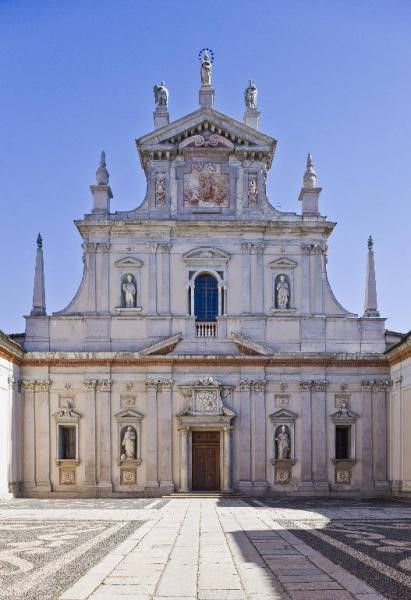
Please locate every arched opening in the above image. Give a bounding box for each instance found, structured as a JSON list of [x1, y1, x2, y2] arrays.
[[194, 273, 218, 322]]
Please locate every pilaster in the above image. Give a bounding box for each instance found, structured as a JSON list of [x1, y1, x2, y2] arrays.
[[159, 243, 171, 315], [299, 381, 313, 487], [22, 380, 36, 488], [96, 379, 112, 492], [252, 244, 264, 314], [158, 379, 174, 491], [372, 380, 390, 491], [361, 380, 373, 491], [179, 426, 190, 492], [251, 380, 268, 491], [145, 380, 159, 489], [34, 379, 51, 492], [238, 380, 252, 490], [147, 243, 158, 315], [85, 243, 97, 313], [312, 380, 328, 489], [241, 243, 252, 315], [83, 379, 97, 487]]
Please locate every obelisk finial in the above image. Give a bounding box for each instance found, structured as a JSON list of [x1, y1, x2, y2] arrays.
[[31, 233, 46, 316], [96, 151, 109, 186], [303, 153, 317, 188], [364, 235, 380, 318]]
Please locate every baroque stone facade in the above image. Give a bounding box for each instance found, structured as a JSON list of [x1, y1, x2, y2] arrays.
[[0, 61, 409, 497]]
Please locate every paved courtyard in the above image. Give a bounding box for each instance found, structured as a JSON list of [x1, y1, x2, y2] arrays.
[[0, 497, 410, 600]]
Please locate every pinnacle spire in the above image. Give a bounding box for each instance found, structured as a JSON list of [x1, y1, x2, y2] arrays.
[[96, 151, 109, 185], [303, 153, 317, 188], [31, 233, 46, 316], [363, 235, 380, 318]]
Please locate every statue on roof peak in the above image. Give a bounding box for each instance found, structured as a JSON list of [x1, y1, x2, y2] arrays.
[[153, 81, 169, 109], [199, 48, 214, 86]]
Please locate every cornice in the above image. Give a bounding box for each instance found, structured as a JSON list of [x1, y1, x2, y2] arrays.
[[21, 352, 389, 369], [385, 333, 411, 366], [0, 331, 24, 365]]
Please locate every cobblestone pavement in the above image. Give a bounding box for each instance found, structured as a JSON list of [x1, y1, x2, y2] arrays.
[[0, 497, 410, 600]]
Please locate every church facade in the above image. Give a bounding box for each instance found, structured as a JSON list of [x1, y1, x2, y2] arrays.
[[1, 56, 410, 498]]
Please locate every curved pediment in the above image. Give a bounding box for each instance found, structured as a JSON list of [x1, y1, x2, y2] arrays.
[[183, 247, 230, 264]]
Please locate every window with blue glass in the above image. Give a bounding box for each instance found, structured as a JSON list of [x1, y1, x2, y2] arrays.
[[194, 274, 218, 321]]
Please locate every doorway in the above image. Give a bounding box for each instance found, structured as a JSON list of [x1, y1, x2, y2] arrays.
[[192, 431, 220, 490]]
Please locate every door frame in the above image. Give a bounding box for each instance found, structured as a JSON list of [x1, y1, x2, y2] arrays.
[[191, 429, 221, 491]]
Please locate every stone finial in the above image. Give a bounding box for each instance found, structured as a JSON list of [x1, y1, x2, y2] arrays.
[[96, 151, 109, 186], [31, 233, 46, 316], [303, 153, 317, 188], [364, 235, 380, 318]]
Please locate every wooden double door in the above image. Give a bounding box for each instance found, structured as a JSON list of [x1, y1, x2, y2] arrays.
[[192, 431, 220, 491]]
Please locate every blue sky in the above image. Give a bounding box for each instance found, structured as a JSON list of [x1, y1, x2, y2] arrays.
[[1, 0, 410, 334]]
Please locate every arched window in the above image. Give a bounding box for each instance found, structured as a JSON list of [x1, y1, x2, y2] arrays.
[[194, 274, 218, 321]]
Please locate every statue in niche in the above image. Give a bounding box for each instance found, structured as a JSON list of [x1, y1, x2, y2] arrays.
[[122, 274, 136, 308], [200, 51, 212, 85], [248, 175, 258, 206], [276, 274, 290, 309], [120, 426, 137, 460], [155, 173, 166, 205], [244, 80, 258, 109], [275, 425, 291, 460], [153, 82, 168, 108]]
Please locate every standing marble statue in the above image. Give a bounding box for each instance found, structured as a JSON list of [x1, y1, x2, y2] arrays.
[[244, 80, 258, 109], [122, 274, 136, 308], [155, 173, 166, 205], [275, 425, 290, 460], [248, 176, 258, 206], [200, 51, 212, 85], [276, 274, 290, 309], [153, 81, 169, 108], [121, 426, 136, 459]]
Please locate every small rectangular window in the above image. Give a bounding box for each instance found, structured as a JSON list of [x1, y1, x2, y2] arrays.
[[335, 426, 350, 460], [59, 426, 76, 459]]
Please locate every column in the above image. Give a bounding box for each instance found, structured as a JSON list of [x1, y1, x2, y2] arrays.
[[145, 380, 159, 489], [238, 380, 252, 489], [86, 243, 97, 313], [83, 379, 97, 488], [147, 243, 158, 315], [159, 243, 171, 314], [361, 380, 373, 491], [158, 379, 174, 490], [252, 380, 268, 490], [222, 426, 232, 491], [179, 426, 189, 492], [373, 381, 390, 489], [22, 380, 36, 489], [241, 243, 252, 314], [96, 379, 112, 491], [95, 243, 110, 313], [312, 381, 328, 488], [300, 381, 313, 486], [302, 244, 311, 315], [253, 244, 264, 314], [35, 379, 51, 492]]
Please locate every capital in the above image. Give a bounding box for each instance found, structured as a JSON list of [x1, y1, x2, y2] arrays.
[[97, 379, 112, 391], [84, 379, 98, 390]]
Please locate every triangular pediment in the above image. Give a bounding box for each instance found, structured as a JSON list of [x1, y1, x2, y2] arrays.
[[115, 257, 143, 269], [138, 333, 182, 356], [114, 408, 143, 421], [270, 408, 298, 421], [231, 332, 273, 356], [137, 107, 276, 151], [269, 258, 297, 270]]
